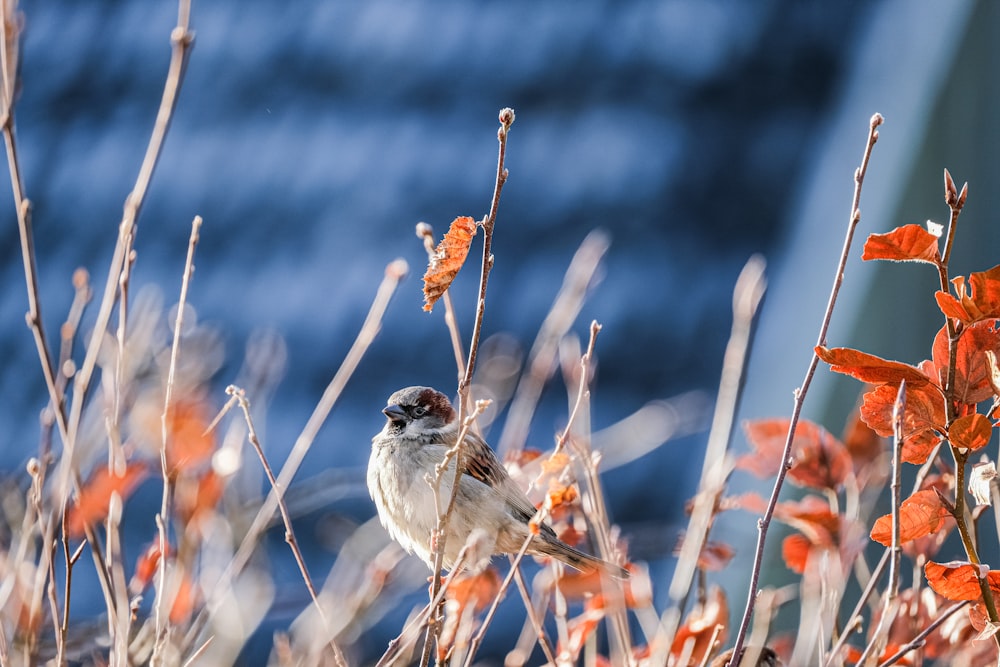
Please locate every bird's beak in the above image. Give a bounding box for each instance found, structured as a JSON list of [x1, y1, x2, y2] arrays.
[[383, 404, 406, 422]]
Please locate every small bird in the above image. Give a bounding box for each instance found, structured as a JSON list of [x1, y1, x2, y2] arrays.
[[367, 386, 627, 577], [710, 647, 780, 667]]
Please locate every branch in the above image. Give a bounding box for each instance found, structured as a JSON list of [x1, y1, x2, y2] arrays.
[[228, 385, 347, 667], [729, 112, 883, 664], [654, 255, 766, 665]]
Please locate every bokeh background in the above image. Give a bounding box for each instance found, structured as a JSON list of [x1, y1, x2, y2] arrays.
[[1, 0, 997, 663]]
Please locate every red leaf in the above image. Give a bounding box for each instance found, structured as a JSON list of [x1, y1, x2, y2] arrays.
[[932, 321, 1000, 406], [924, 561, 1000, 602], [870, 489, 952, 546], [740, 418, 852, 490], [816, 346, 931, 387], [175, 469, 226, 526], [949, 413, 993, 451], [66, 464, 148, 538], [670, 586, 728, 666], [782, 534, 812, 574], [841, 408, 884, 467], [935, 265, 1000, 324], [169, 570, 197, 624], [422, 216, 477, 312], [164, 399, 216, 474], [862, 224, 941, 264], [130, 537, 170, 595], [861, 384, 944, 464]]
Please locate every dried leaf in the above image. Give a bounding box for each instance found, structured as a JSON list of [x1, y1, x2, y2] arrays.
[[870, 489, 952, 546], [969, 462, 997, 507], [862, 224, 941, 264], [422, 216, 477, 312]]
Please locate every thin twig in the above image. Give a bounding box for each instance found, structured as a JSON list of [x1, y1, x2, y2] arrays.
[[510, 559, 559, 667], [498, 231, 609, 456], [562, 322, 632, 663], [64, 0, 195, 509], [152, 215, 201, 658], [420, 109, 515, 665], [824, 550, 889, 667], [199, 259, 406, 639], [459, 106, 514, 396], [461, 521, 541, 667], [729, 112, 883, 664], [654, 256, 766, 664], [374, 547, 475, 667], [875, 600, 968, 667], [228, 385, 347, 667], [854, 382, 907, 666]]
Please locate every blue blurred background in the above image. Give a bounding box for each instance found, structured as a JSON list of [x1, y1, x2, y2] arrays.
[[2, 0, 997, 663]]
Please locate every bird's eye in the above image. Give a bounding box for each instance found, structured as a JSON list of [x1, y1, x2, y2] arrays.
[[412, 406, 428, 417]]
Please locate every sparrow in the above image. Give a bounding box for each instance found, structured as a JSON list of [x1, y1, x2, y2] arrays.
[[367, 386, 628, 577], [710, 647, 780, 667]]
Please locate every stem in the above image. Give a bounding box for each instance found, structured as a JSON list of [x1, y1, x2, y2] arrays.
[[729, 112, 883, 664], [153, 216, 201, 653], [229, 386, 347, 667], [420, 109, 514, 665]]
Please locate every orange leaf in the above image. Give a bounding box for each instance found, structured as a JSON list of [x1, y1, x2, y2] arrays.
[[545, 481, 579, 511], [740, 418, 851, 491], [949, 413, 993, 451], [165, 399, 216, 474], [697, 541, 735, 572], [841, 408, 884, 467], [861, 383, 944, 464], [934, 265, 1000, 324], [129, 537, 170, 595], [782, 534, 812, 574], [66, 464, 148, 538], [932, 321, 1000, 406], [924, 561, 1000, 602], [422, 216, 477, 312], [175, 469, 226, 526], [169, 570, 197, 624], [870, 489, 952, 546], [816, 346, 931, 387], [670, 586, 728, 666], [862, 224, 940, 264]]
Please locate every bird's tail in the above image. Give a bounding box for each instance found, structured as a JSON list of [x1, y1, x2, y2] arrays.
[[534, 534, 630, 579]]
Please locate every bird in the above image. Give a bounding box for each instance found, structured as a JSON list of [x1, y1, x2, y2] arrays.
[[367, 385, 628, 577], [709, 647, 780, 667]]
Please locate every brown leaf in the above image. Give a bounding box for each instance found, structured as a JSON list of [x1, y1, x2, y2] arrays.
[[862, 224, 941, 264], [422, 216, 477, 312], [870, 489, 952, 546]]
